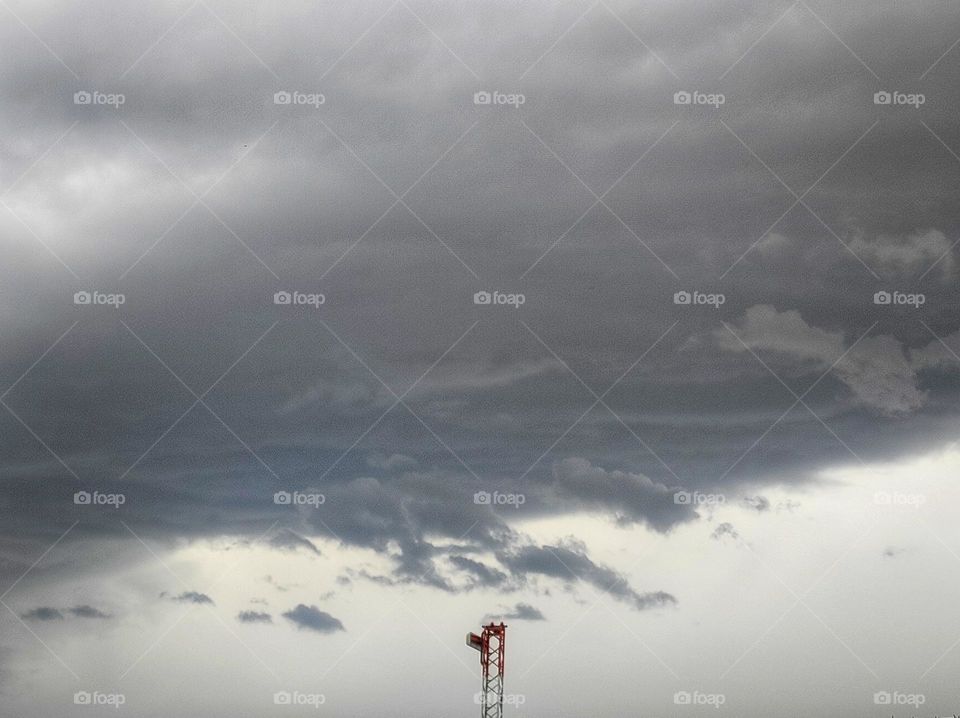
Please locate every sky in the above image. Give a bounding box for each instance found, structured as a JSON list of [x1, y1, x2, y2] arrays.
[[1, 0, 960, 715]]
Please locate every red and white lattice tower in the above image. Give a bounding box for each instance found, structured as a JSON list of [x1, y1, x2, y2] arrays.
[[466, 623, 507, 718]]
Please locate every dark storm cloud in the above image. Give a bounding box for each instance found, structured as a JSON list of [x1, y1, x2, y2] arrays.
[[449, 555, 509, 589], [68, 604, 111, 619], [19, 603, 111, 620], [551, 458, 696, 530], [293, 466, 677, 605], [282, 604, 345, 634], [496, 542, 676, 611], [742, 496, 770, 512], [20, 606, 63, 621], [170, 591, 214, 605], [0, 0, 958, 618], [484, 602, 546, 622], [710, 522, 740, 542], [267, 529, 321, 555], [237, 610, 272, 624]]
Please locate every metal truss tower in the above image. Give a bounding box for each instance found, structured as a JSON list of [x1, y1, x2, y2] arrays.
[[466, 622, 507, 718]]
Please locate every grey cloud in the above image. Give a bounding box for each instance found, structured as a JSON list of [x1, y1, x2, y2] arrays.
[[267, 529, 321, 555], [237, 610, 272, 624], [742, 496, 771, 512], [282, 604, 345, 634], [551, 457, 696, 531], [850, 229, 954, 281], [712, 305, 928, 414], [262, 576, 296, 593], [484, 602, 546, 622], [68, 605, 111, 619], [171, 591, 214, 605], [449, 555, 509, 589], [20, 607, 63, 621], [496, 542, 676, 611], [0, 1, 956, 693], [711, 523, 741, 542], [366, 453, 419, 471]]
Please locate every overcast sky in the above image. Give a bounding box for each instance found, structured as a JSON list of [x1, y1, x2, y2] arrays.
[[1, 0, 960, 715]]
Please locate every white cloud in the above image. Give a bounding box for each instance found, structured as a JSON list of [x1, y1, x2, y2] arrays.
[[715, 305, 925, 414], [850, 229, 954, 280]]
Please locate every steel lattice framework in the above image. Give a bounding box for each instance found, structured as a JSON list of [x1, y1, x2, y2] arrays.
[[466, 623, 507, 718]]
